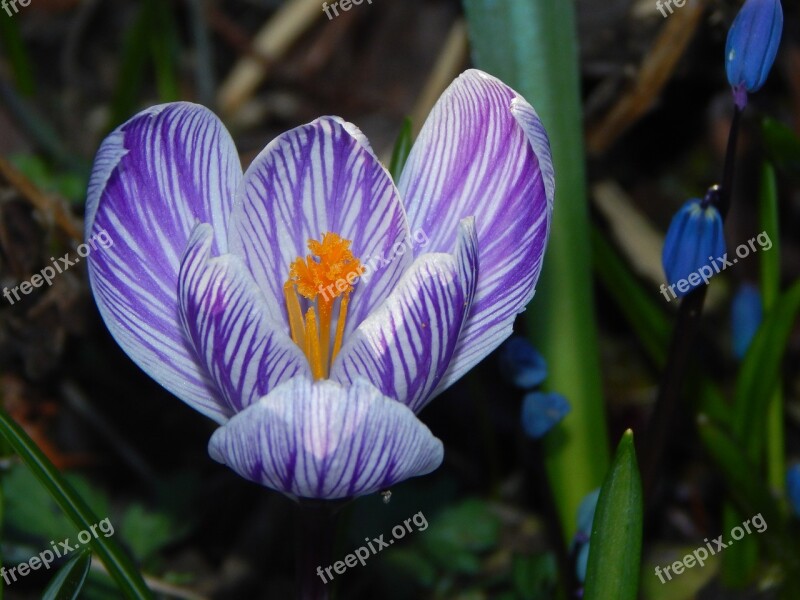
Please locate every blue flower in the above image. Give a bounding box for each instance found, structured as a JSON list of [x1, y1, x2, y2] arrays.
[[521, 392, 570, 439], [725, 0, 783, 108], [661, 198, 726, 300], [573, 488, 600, 584], [731, 283, 763, 359], [498, 336, 548, 389], [787, 464, 800, 518]]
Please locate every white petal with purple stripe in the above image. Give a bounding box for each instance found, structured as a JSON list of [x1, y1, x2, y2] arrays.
[[228, 116, 412, 335], [331, 219, 479, 413], [178, 224, 310, 414], [85, 103, 242, 423], [397, 70, 554, 396], [208, 377, 443, 499]]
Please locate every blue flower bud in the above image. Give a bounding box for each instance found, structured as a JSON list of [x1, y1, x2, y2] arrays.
[[787, 464, 800, 518], [498, 336, 548, 389], [520, 391, 570, 439], [731, 283, 763, 360], [661, 199, 726, 299], [575, 488, 601, 538], [725, 0, 783, 108], [576, 541, 590, 583]]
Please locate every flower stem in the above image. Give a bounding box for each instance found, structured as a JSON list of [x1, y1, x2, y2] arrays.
[[641, 105, 743, 507], [295, 500, 341, 600]]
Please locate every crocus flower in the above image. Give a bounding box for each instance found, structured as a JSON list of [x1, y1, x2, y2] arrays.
[[661, 198, 726, 300], [521, 391, 570, 439], [725, 0, 783, 109], [498, 336, 548, 389], [85, 70, 554, 500], [731, 283, 763, 359]]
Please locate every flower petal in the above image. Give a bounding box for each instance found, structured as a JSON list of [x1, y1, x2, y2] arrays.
[[208, 377, 443, 499], [85, 103, 242, 423], [228, 116, 412, 336], [178, 224, 311, 415], [330, 219, 478, 413], [398, 70, 553, 394]]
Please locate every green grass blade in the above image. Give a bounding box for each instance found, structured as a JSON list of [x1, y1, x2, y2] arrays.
[[389, 117, 413, 181], [733, 280, 800, 462], [0, 407, 152, 599], [0, 11, 35, 96], [583, 430, 642, 600], [463, 0, 609, 540], [42, 549, 92, 600], [149, 0, 180, 103], [758, 162, 784, 492]]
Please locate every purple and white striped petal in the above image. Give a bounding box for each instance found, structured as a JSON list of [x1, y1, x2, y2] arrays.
[[208, 377, 443, 499], [228, 116, 412, 336], [397, 70, 554, 395], [86, 103, 242, 423], [178, 224, 310, 415], [331, 219, 478, 413]]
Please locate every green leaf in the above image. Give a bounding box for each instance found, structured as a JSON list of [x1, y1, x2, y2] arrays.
[[0, 406, 152, 599], [583, 430, 642, 600], [698, 414, 800, 595], [4, 464, 109, 543], [762, 117, 800, 178], [389, 117, 413, 181], [733, 280, 800, 463], [42, 549, 92, 600], [0, 10, 35, 95], [512, 552, 557, 600], [421, 499, 501, 574], [591, 227, 670, 366], [120, 504, 178, 563], [758, 162, 785, 495], [463, 0, 609, 542]]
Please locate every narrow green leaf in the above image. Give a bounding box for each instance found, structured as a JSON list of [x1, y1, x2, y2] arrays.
[[758, 162, 784, 493], [698, 414, 800, 596], [463, 0, 609, 540], [583, 430, 642, 600], [42, 550, 92, 600], [591, 227, 670, 366], [388, 118, 413, 181], [0, 11, 35, 95], [733, 280, 800, 462], [0, 407, 152, 599], [762, 117, 800, 178], [110, 4, 151, 128], [149, 0, 180, 103]]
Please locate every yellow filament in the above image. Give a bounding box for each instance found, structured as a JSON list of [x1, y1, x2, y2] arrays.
[[283, 282, 306, 349], [304, 308, 324, 380], [317, 299, 333, 377], [331, 292, 351, 364]]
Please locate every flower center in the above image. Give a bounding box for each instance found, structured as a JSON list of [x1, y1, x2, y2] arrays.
[[283, 232, 363, 379]]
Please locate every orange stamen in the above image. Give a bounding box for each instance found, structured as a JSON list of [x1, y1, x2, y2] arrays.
[[284, 232, 362, 379]]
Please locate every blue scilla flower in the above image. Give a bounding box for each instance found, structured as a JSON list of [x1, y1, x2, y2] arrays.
[[725, 0, 783, 108], [731, 283, 763, 360], [787, 464, 800, 518], [498, 336, 548, 389], [573, 488, 600, 584], [521, 391, 570, 439], [661, 198, 726, 301]]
